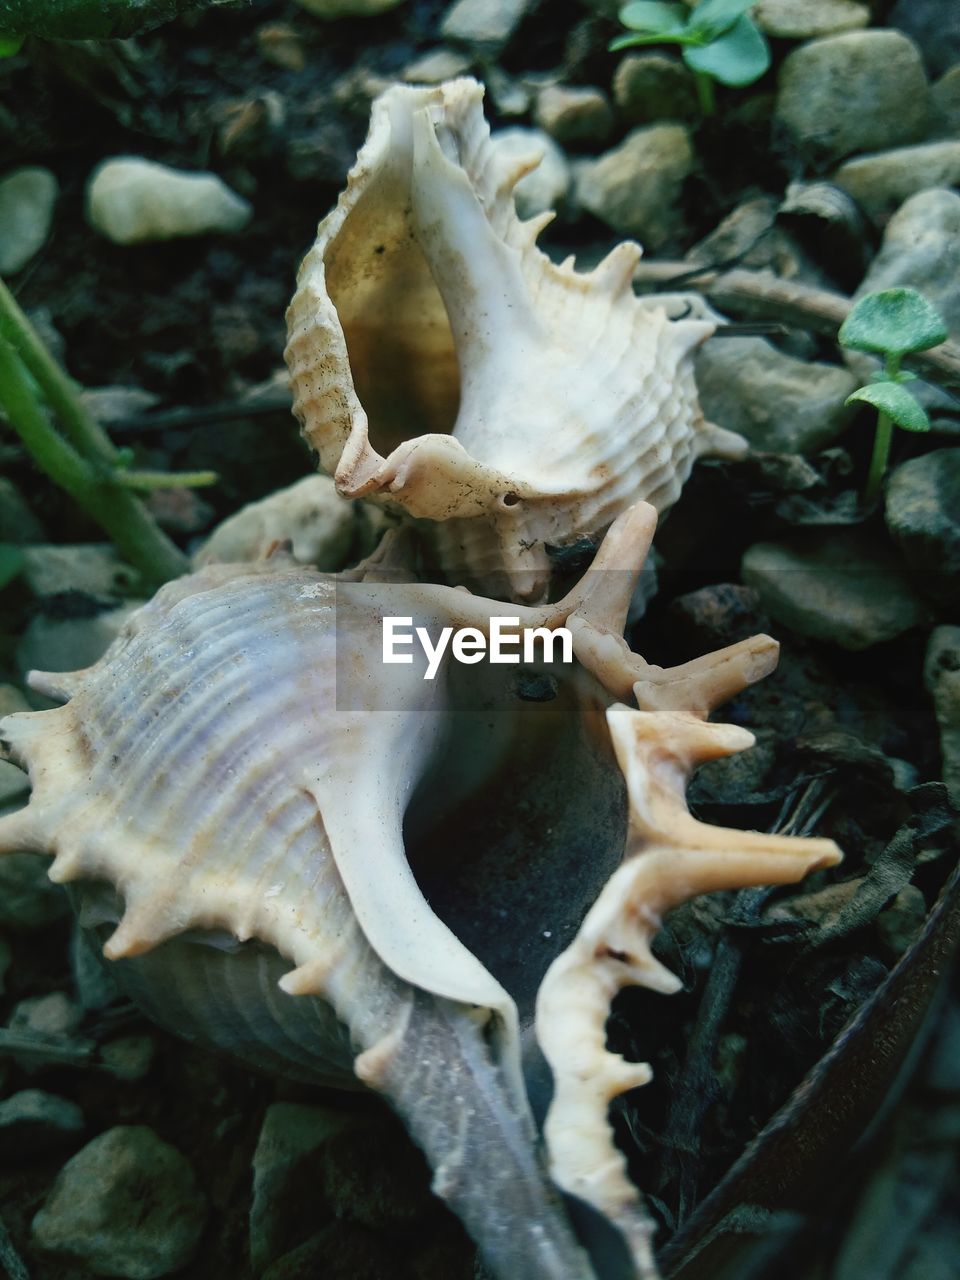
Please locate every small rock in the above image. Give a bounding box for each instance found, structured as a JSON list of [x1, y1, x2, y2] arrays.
[[256, 23, 308, 72], [80, 385, 161, 426], [322, 1118, 435, 1229], [440, 0, 531, 47], [576, 123, 694, 248], [403, 47, 471, 84], [742, 531, 932, 649], [101, 1036, 156, 1082], [888, 0, 960, 79], [685, 195, 779, 269], [194, 475, 356, 570], [250, 1102, 354, 1271], [0, 849, 69, 932], [612, 53, 698, 124], [16, 601, 143, 683], [753, 0, 869, 39], [667, 583, 769, 657], [484, 65, 531, 117], [144, 486, 215, 536], [0, 1090, 85, 1159], [533, 84, 613, 147], [0, 167, 58, 275], [86, 157, 252, 246], [261, 1223, 397, 1280], [695, 336, 856, 454], [924, 626, 960, 807], [21, 544, 139, 599], [290, 0, 406, 16], [875, 884, 927, 956], [931, 66, 960, 138], [9, 992, 84, 1039], [775, 31, 929, 165], [0, 478, 46, 544], [32, 1126, 207, 1280], [489, 127, 570, 219], [833, 141, 960, 226], [885, 448, 960, 605], [71, 925, 121, 1012]]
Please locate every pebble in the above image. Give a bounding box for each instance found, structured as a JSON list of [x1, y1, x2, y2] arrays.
[[775, 31, 929, 165], [484, 65, 530, 117], [71, 925, 121, 1012], [753, 0, 869, 38], [489, 126, 570, 219], [256, 23, 308, 72], [32, 1126, 207, 1279], [0, 851, 69, 932], [261, 1223, 398, 1280], [575, 123, 694, 249], [885, 448, 960, 605], [931, 66, 960, 138], [322, 1117, 435, 1229], [402, 47, 471, 84], [666, 584, 769, 657], [0, 1090, 85, 1159], [9, 992, 84, 1039], [612, 53, 698, 124], [100, 1035, 157, 1082], [888, 0, 960, 79], [833, 141, 960, 226], [16, 601, 143, 685], [924, 627, 960, 807], [440, 0, 531, 47], [741, 530, 932, 649], [194, 475, 356, 570], [0, 761, 28, 808], [86, 157, 252, 246], [695, 336, 856, 454], [685, 195, 781, 270], [292, 0, 405, 13], [0, 167, 58, 275], [21, 543, 139, 599], [533, 84, 613, 147]]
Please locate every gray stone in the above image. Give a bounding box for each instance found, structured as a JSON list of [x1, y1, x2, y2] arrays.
[[86, 157, 252, 245], [685, 195, 779, 269], [0, 478, 46, 544], [402, 47, 470, 84], [885, 448, 960, 605], [741, 531, 932, 650], [754, 0, 869, 39], [776, 31, 930, 165], [9, 992, 83, 1039], [576, 124, 694, 249], [0, 168, 58, 275], [100, 1036, 156, 1082], [0, 761, 28, 808], [612, 53, 698, 124], [533, 84, 613, 147], [322, 1118, 435, 1229], [80, 385, 160, 426], [482, 65, 530, 117], [0, 1090, 85, 1158], [32, 1126, 207, 1279], [71, 925, 121, 1012], [250, 1102, 354, 1271], [695, 336, 856, 454], [888, 0, 960, 79], [488, 127, 570, 220], [21, 544, 139, 599], [931, 66, 960, 138], [440, 0, 530, 46], [925, 626, 960, 807], [194, 475, 356, 570], [834, 141, 960, 226], [0, 850, 69, 932], [16, 601, 142, 684]]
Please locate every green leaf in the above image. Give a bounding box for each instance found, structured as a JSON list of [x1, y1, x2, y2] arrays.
[[682, 16, 770, 85], [689, 0, 758, 38], [0, 33, 24, 55], [839, 287, 949, 357], [845, 382, 931, 432], [611, 29, 684, 50], [618, 1, 688, 35], [0, 544, 24, 591]]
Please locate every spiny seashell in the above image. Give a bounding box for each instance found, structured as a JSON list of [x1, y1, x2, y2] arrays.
[[285, 77, 747, 602], [0, 504, 841, 1279]]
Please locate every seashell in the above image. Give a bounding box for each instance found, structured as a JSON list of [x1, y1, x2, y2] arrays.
[[285, 77, 747, 602], [0, 504, 841, 1279]]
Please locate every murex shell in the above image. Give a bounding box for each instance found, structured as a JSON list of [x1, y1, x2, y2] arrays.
[[0, 505, 841, 1280], [285, 77, 746, 602]]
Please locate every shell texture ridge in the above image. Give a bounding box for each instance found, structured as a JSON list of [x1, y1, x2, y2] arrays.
[[285, 76, 746, 601]]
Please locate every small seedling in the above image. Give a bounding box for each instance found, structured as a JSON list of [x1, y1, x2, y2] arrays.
[[838, 287, 949, 507], [610, 0, 771, 115]]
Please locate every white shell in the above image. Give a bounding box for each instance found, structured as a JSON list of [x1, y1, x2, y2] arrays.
[[285, 77, 746, 601]]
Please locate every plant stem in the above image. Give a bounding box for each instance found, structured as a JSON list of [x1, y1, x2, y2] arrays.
[[865, 411, 893, 507], [0, 337, 189, 587], [694, 71, 716, 116], [114, 468, 217, 490]]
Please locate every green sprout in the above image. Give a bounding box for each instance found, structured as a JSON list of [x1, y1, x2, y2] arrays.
[[838, 287, 949, 507], [0, 276, 216, 590], [610, 0, 771, 115]]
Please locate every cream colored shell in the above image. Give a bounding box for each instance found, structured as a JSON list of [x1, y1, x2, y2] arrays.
[[285, 77, 747, 601]]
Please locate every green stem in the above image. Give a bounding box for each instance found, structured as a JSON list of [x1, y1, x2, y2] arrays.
[[0, 338, 189, 587], [694, 71, 716, 116], [885, 352, 902, 381], [114, 468, 218, 491], [865, 411, 893, 507]]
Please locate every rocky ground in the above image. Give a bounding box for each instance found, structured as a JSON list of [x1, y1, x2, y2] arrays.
[[1, 0, 959, 1278]]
